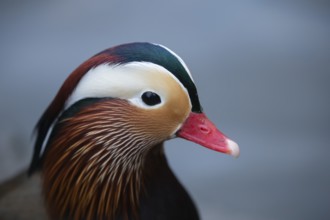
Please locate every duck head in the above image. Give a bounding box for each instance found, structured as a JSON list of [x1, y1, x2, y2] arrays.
[[29, 42, 239, 220]]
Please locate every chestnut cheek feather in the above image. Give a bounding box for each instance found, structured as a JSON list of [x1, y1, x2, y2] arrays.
[[42, 98, 187, 220]]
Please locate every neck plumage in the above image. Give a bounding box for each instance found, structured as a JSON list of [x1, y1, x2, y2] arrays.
[[43, 142, 199, 220], [42, 138, 163, 220], [40, 99, 199, 220]]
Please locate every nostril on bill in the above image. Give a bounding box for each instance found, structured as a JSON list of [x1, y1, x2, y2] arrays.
[[199, 125, 210, 134]]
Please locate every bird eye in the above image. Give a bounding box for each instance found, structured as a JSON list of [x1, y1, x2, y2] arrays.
[[141, 91, 161, 106]]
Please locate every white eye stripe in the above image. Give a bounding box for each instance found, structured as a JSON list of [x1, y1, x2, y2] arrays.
[[65, 62, 189, 110]]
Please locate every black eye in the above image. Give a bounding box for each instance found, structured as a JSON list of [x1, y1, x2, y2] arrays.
[[141, 91, 161, 106]]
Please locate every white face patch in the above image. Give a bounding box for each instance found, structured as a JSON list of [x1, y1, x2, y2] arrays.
[[66, 62, 190, 110]]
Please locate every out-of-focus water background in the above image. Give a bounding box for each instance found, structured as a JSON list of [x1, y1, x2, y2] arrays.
[[0, 0, 329, 219]]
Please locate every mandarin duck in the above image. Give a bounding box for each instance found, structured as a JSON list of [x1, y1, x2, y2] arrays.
[[28, 42, 239, 220]]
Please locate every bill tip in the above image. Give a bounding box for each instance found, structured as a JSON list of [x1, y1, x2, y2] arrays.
[[227, 139, 240, 158]]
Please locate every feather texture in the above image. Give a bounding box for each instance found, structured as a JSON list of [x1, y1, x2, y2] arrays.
[[41, 98, 197, 220]]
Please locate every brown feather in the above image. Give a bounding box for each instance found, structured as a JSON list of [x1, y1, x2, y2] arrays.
[[42, 99, 183, 220]]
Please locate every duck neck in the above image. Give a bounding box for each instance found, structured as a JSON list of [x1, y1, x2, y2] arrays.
[[42, 140, 169, 220]]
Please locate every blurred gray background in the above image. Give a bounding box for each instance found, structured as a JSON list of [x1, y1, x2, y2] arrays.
[[0, 0, 329, 219]]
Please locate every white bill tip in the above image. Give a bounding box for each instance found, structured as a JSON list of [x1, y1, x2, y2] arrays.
[[227, 138, 240, 158]]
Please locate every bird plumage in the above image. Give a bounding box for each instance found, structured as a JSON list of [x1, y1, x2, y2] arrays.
[[29, 42, 239, 220]]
